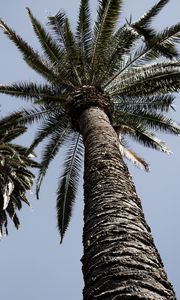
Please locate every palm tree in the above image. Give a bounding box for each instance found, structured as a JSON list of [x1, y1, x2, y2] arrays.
[[0, 113, 39, 238], [0, 0, 180, 298]]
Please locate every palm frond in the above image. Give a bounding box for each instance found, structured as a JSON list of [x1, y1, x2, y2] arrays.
[[1, 180, 14, 210], [76, 0, 92, 56], [0, 127, 27, 143], [26, 8, 64, 64], [36, 126, 70, 198], [48, 12, 81, 85], [90, 0, 122, 81], [19, 105, 61, 126], [56, 133, 84, 243], [76, 0, 92, 81], [100, 25, 138, 82], [0, 19, 60, 84], [103, 0, 171, 82], [48, 10, 66, 45], [0, 143, 22, 159], [11, 195, 23, 210], [0, 112, 22, 128], [148, 24, 180, 59], [8, 173, 29, 195], [117, 124, 172, 153], [114, 108, 180, 135], [104, 44, 147, 88], [0, 117, 38, 238], [63, 18, 82, 85], [0, 113, 25, 143], [13, 193, 31, 207], [0, 82, 65, 102], [131, 23, 180, 60], [114, 94, 175, 113], [133, 0, 169, 28], [118, 139, 149, 171], [12, 144, 40, 168], [108, 62, 180, 97], [0, 211, 7, 237], [28, 112, 70, 153], [6, 206, 20, 230], [105, 23, 180, 87]]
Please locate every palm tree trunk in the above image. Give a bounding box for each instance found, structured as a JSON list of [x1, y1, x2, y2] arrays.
[[79, 107, 176, 300]]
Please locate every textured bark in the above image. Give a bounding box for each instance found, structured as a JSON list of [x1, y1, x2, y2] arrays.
[[66, 85, 114, 131], [79, 107, 176, 300]]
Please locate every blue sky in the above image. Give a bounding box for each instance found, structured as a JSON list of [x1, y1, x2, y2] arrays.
[[0, 1, 180, 299]]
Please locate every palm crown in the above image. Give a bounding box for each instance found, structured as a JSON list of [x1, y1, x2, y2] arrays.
[[0, 0, 180, 241], [0, 113, 39, 238]]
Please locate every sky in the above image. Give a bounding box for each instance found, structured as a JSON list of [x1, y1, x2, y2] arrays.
[[0, 1, 180, 299]]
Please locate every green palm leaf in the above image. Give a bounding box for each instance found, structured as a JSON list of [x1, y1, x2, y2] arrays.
[[100, 25, 138, 82], [6, 206, 20, 230], [148, 24, 180, 59], [108, 62, 180, 97], [27, 7, 64, 64], [48, 11, 66, 46], [128, 0, 170, 49], [48, 12, 81, 85], [29, 112, 70, 152], [134, 0, 170, 28], [131, 23, 180, 60], [114, 94, 175, 113], [115, 109, 180, 135], [56, 133, 83, 243], [105, 23, 180, 87], [90, 0, 122, 82], [76, 0, 91, 51], [117, 124, 172, 153], [20, 105, 60, 125], [36, 126, 70, 198], [0, 82, 66, 102], [0, 112, 22, 127], [63, 18, 82, 85], [118, 137, 149, 171], [0, 113, 38, 237], [76, 0, 92, 81], [103, 0, 171, 82], [11, 195, 23, 210], [0, 127, 27, 143], [0, 19, 60, 84]]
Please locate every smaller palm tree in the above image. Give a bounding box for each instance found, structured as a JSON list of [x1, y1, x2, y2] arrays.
[[0, 113, 39, 238]]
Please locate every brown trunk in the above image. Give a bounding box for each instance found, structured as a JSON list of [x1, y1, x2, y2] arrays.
[[79, 107, 176, 300]]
